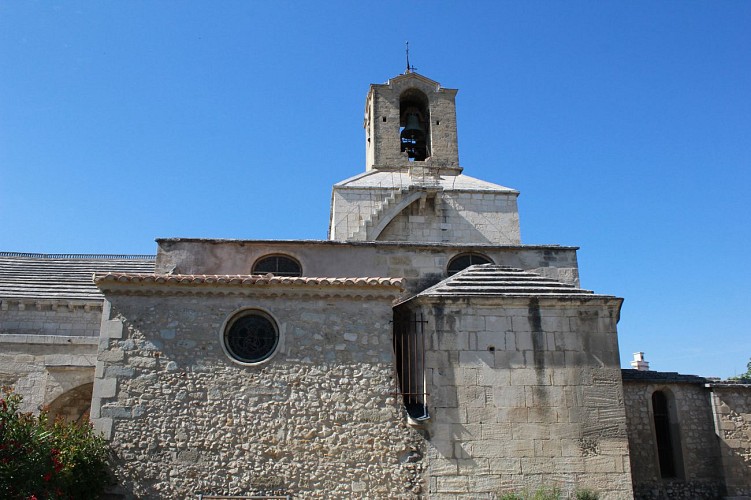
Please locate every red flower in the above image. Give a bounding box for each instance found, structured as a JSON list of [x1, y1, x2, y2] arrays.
[[43, 472, 52, 482]]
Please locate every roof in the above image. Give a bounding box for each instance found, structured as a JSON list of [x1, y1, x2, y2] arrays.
[[621, 369, 751, 387], [621, 369, 707, 384], [94, 273, 403, 289], [387, 72, 441, 88], [410, 264, 610, 299], [334, 170, 517, 193], [0, 252, 155, 300]]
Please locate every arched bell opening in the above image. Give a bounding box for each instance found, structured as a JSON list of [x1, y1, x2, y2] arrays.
[[399, 89, 430, 161]]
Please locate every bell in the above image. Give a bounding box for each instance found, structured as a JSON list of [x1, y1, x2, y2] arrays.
[[400, 111, 426, 143]]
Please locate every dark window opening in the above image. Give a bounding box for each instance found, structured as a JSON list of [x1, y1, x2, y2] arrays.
[[447, 253, 493, 276], [252, 255, 302, 277], [393, 310, 429, 421], [399, 89, 430, 162], [652, 390, 684, 479], [382, 116, 387, 122], [224, 311, 279, 364]]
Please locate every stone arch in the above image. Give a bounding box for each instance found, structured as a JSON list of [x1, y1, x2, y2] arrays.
[[371, 190, 425, 240], [46, 382, 93, 424]]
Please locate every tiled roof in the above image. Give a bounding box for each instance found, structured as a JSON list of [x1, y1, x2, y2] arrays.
[[621, 369, 707, 384], [94, 273, 404, 289], [413, 264, 607, 298], [0, 253, 155, 300]]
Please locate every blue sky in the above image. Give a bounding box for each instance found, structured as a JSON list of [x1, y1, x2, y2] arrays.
[[1, 2, 749, 378]]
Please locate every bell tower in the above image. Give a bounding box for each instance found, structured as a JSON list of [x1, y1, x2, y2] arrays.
[[365, 72, 460, 171], [330, 72, 520, 245]]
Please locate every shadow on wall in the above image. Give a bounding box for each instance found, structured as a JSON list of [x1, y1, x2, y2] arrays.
[[47, 382, 93, 424]]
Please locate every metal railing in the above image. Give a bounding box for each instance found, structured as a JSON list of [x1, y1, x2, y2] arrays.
[[393, 311, 430, 421]]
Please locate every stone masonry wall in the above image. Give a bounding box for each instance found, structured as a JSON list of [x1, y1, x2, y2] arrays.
[[711, 384, 751, 497], [622, 381, 725, 500], [366, 75, 459, 170], [91, 287, 424, 499], [0, 298, 102, 336], [0, 334, 96, 413], [154, 239, 581, 295], [378, 191, 521, 245], [403, 296, 633, 499]]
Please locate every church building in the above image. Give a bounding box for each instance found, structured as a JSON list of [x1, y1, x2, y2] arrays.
[[1, 71, 749, 499]]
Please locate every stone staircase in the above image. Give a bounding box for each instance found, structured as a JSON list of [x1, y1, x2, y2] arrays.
[[349, 188, 411, 241]]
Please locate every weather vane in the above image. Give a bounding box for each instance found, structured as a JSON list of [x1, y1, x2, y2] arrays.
[[405, 41, 417, 74]]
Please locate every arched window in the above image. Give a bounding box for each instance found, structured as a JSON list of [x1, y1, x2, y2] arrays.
[[252, 255, 302, 277], [652, 390, 684, 479], [447, 253, 493, 276]]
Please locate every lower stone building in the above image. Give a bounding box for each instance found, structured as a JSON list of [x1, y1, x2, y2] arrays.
[[1, 70, 749, 498], [622, 370, 751, 499]]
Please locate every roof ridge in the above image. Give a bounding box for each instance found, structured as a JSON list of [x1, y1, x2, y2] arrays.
[[410, 264, 605, 299], [0, 252, 155, 260]]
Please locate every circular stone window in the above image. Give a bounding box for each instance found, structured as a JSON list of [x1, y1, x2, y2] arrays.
[[223, 310, 279, 364]]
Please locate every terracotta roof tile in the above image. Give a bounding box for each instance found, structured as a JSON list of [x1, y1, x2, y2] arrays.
[[94, 273, 404, 289]]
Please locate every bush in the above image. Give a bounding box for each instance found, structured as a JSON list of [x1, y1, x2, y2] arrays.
[[499, 486, 562, 500], [0, 386, 110, 499], [499, 486, 599, 500], [575, 489, 599, 500]]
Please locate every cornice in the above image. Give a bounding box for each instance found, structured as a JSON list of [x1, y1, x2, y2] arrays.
[[94, 273, 405, 301]]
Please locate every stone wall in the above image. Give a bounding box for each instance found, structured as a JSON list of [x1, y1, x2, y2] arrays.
[[365, 74, 459, 170], [400, 296, 633, 499], [0, 333, 96, 414], [154, 239, 580, 295], [91, 282, 424, 498], [377, 191, 521, 245], [0, 298, 102, 336], [0, 297, 100, 415], [711, 383, 751, 497], [622, 378, 725, 499]]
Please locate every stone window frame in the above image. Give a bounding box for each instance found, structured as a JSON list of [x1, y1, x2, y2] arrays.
[[446, 252, 494, 276], [251, 254, 302, 277], [219, 307, 284, 367]]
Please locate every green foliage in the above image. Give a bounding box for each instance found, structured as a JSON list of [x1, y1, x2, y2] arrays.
[[729, 358, 751, 382], [575, 488, 600, 500], [498, 486, 599, 500], [499, 486, 563, 500], [0, 386, 110, 500]]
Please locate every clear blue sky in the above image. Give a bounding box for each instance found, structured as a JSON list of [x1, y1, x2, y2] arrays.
[[1, 2, 749, 379]]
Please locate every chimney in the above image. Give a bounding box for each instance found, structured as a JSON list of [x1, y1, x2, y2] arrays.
[[631, 352, 650, 371]]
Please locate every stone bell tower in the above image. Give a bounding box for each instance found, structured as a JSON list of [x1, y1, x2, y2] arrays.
[[364, 72, 460, 171], [329, 71, 521, 245]]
